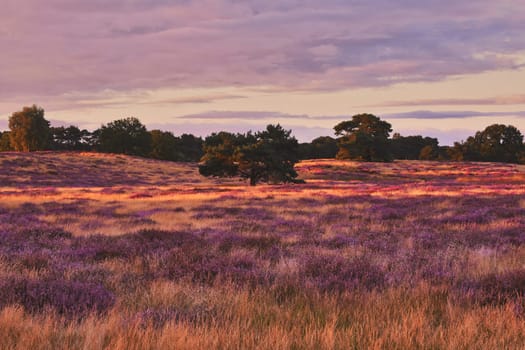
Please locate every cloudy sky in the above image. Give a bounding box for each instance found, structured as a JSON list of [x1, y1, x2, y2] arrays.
[[1, 0, 525, 144]]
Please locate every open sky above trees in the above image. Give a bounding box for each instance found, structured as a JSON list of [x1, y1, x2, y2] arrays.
[[1, 1, 525, 144]]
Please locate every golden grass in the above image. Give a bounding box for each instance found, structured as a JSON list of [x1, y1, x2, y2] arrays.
[[1, 284, 525, 349], [2, 153, 525, 348]]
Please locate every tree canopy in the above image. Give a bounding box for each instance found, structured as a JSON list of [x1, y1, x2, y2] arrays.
[[199, 124, 301, 185], [334, 114, 392, 162], [448, 124, 525, 163], [0, 131, 12, 151], [8, 105, 50, 152], [94, 117, 152, 156], [298, 136, 338, 159], [390, 133, 439, 160], [3, 105, 524, 166], [50, 126, 91, 151]]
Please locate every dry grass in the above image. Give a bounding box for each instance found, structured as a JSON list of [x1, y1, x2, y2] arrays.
[[1, 152, 525, 349], [1, 285, 525, 349]]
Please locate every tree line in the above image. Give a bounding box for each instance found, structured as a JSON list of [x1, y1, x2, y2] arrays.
[[0, 105, 203, 162], [1, 106, 524, 185], [298, 114, 525, 164]]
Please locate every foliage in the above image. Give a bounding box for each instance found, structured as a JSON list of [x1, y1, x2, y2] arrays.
[[390, 133, 439, 160], [199, 124, 301, 185], [334, 114, 392, 162], [0, 131, 13, 151], [94, 117, 152, 156], [176, 134, 204, 162], [149, 130, 204, 162], [0, 277, 115, 319], [8, 105, 50, 152], [149, 130, 179, 161], [298, 136, 338, 159], [50, 126, 91, 151], [449, 124, 525, 163], [199, 131, 244, 178], [1, 158, 525, 347]]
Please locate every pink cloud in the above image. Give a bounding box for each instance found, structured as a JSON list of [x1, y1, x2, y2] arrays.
[[1, 0, 524, 103]]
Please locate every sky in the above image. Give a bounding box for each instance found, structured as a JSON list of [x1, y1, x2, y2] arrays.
[[1, 0, 525, 145]]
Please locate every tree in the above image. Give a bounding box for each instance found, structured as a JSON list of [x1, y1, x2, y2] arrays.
[[176, 134, 204, 162], [334, 114, 392, 162], [390, 133, 439, 160], [149, 131, 203, 162], [8, 105, 50, 151], [50, 126, 91, 150], [449, 124, 524, 164], [0, 131, 13, 151], [474, 124, 523, 163], [419, 145, 439, 160], [199, 124, 302, 186], [149, 130, 178, 161], [298, 136, 338, 159], [94, 117, 152, 156], [199, 131, 244, 178]]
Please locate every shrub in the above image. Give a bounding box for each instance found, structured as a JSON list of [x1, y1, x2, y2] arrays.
[[459, 270, 525, 305], [0, 277, 115, 318], [302, 255, 385, 293]]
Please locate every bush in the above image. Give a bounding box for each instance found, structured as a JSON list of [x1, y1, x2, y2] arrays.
[[0, 277, 115, 318], [302, 255, 385, 293]]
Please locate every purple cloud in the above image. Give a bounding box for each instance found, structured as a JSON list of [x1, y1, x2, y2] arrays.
[[371, 94, 525, 107], [384, 110, 525, 119], [177, 111, 345, 121], [1, 0, 525, 101], [146, 121, 334, 143], [396, 128, 476, 146]]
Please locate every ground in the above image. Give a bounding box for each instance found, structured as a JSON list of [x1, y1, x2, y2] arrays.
[[1, 152, 525, 349]]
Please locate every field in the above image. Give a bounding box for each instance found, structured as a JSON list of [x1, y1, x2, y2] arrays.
[[1, 152, 525, 349]]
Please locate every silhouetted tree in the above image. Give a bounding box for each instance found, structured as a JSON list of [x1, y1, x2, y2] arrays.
[[175, 134, 204, 162], [94, 117, 152, 156], [390, 133, 439, 160], [8, 105, 50, 151], [199, 131, 245, 178], [449, 124, 524, 163], [0, 131, 13, 151], [298, 136, 338, 159], [419, 145, 439, 160], [473, 124, 523, 163], [334, 114, 392, 162], [149, 131, 203, 162], [50, 126, 91, 150], [149, 130, 178, 161], [199, 124, 302, 186]]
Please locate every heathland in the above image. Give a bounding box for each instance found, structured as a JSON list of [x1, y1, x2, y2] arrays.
[[1, 152, 525, 349]]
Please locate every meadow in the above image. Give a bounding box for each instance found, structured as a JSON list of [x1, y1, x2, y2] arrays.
[[1, 151, 525, 349]]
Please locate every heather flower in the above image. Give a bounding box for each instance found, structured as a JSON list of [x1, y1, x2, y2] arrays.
[[0, 277, 115, 318]]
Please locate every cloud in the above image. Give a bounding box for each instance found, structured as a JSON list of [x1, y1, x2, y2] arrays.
[[1, 0, 525, 101], [146, 120, 334, 142], [146, 94, 246, 105], [178, 111, 306, 120], [178, 109, 525, 122], [373, 94, 525, 107], [176, 111, 350, 124], [177, 110, 347, 121], [384, 110, 525, 119], [395, 128, 476, 146]]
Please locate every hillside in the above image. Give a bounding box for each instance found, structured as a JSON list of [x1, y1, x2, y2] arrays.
[[0, 152, 205, 187], [1, 152, 525, 348], [2, 151, 524, 188]]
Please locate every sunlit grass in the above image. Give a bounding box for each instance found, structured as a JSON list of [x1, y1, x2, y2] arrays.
[[1, 152, 525, 348]]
